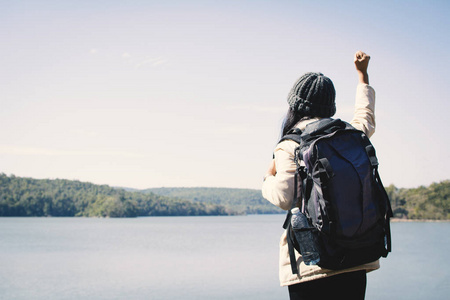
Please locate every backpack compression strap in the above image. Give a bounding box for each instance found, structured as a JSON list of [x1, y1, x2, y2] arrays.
[[283, 169, 303, 275], [360, 132, 394, 255], [280, 130, 309, 274], [374, 168, 394, 255]]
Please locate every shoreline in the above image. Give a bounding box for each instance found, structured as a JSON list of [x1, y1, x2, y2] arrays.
[[0, 215, 449, 221], [391, 218, 449, 223]]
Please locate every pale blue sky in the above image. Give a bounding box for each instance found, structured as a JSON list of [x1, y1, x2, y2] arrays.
[[1, 0, 449, 189]]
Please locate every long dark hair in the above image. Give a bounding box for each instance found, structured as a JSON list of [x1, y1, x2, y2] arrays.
[[281, 108, 308, 137]]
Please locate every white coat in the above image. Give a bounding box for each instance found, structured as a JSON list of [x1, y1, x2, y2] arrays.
[[262, 83, 380, 286]]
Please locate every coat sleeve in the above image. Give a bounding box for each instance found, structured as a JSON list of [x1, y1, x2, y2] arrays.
[[350, 83, 376, 138], [262, 140, 298, 211]]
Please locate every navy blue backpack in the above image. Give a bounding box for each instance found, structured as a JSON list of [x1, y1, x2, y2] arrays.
[[281, 118, 393, 273]]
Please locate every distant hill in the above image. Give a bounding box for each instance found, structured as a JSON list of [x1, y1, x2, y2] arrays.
[[146, 181, 450, 220], [386, 180, 449, 220], [1, 173, 448, 219], [145, 187, 283, 215], [0, 174, 230, 217]]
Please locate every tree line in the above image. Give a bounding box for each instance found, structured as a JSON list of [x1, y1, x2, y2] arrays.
[[146, 187, 284, 214], [145, 181, 450, 220], [0, 174, 231, 217], [0, 173, 448, 219], [385, 180, 449, 220]]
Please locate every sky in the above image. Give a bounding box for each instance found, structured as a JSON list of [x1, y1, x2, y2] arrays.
[[1, 0, 449, 190]]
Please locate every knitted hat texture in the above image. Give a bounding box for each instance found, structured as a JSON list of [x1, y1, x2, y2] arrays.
[[287, 72, 336, 117]]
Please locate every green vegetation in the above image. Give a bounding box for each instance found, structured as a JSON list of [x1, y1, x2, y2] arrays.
[[0, 174, 230, 217], [0, 173, 448, 219], [147, 182, 450, 220], [146, 187, 283, 214], [386, 180, 449, 220]]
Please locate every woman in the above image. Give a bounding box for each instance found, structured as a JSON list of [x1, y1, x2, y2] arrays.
[[262, 51, 378, 300]]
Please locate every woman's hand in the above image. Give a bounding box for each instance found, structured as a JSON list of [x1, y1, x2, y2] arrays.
[[354, 51, 370, 84]]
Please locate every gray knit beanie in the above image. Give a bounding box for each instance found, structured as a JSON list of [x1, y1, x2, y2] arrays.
[[287, 72, 336, 117]]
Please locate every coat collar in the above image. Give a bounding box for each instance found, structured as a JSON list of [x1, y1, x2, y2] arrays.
[[295, 117, 322, 131]]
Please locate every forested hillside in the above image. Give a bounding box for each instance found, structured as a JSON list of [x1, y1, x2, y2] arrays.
[[0, 174, 230, 217], [386, 180, 449, 220], [0, 174, 448, 219], [146, 187, 283, 214], [148, 181, 450, 220]]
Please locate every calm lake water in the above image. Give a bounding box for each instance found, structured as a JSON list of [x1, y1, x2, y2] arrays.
[[0, 215, 449, 300]]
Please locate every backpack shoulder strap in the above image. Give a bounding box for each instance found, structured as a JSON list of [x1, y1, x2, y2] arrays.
[[300, 118, 346, 144], [279, 128, 302, 144]]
